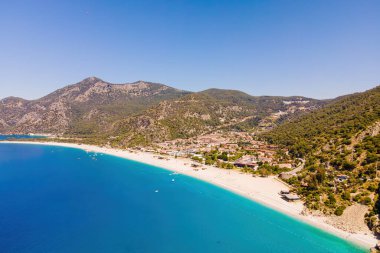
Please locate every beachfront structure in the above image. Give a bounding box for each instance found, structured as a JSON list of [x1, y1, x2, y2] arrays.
[[279, 190, 290, 195], [234, 155, 258, 169], [282, 194, 300, 202]]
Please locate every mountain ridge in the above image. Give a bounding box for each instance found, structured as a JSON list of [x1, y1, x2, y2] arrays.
[[3, 77, 377, 149], [0, 77, 190, 134], [0, 77, 326, 137]]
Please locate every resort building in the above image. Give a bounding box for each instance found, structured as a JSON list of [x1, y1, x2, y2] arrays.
[[234, 155, 259, 169]]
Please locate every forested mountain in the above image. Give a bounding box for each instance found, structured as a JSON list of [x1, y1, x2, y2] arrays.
[[108, 89, 322, 146], [263, 86, 380, 158], [262, 86, 380, 231], [0, 77, 322, 142]]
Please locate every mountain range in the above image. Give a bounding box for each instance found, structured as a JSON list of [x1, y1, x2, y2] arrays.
[[0, 77, 323, 144], [0, 77, 188, 134]]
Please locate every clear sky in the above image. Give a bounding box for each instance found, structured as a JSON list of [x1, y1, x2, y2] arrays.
[[0, 0, 379, 100]]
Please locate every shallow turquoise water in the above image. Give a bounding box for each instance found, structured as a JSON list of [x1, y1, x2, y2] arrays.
[[0, 143, 367, 253]]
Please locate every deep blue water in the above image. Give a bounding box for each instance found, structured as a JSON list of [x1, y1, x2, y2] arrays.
[[0, 143, 367, 253]]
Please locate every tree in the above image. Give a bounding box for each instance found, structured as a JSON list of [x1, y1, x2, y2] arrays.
[[334, 206, 346, 216], [316, 168, 326, 184], [341, 191, 351, 201], [218, 152, 228, 161], [259, 168, 270, 177], [342, 160, 356, 171], [226, 163, 234, 170], [205, 158, 214, 165]]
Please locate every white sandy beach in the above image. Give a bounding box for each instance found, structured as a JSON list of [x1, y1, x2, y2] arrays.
[[1, 140, 377, 249]]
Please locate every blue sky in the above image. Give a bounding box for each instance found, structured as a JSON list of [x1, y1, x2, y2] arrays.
[[0, 0, 379, 99]]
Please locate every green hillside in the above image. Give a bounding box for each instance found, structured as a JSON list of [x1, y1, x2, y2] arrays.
[[262, 86, 380, 231], [108, 89, 321, 147]]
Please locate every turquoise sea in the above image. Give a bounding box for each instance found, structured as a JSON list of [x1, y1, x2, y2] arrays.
[[0, 142, 367, 253], [0, 135, 46, 140]]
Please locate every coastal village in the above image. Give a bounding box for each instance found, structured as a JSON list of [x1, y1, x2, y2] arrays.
[[138, 131, 295, 176]]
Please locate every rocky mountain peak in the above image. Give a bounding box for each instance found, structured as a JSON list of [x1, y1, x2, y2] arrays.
[[1, 96, 27, 103], [81, 76, 104, 83]]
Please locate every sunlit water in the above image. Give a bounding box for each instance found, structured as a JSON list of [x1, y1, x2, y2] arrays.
[[0, 142, 366, 253]]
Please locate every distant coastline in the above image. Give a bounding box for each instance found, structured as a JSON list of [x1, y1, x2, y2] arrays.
[[0, 140, 377, 249]]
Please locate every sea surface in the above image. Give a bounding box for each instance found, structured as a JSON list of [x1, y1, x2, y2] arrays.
[[0, 135, 46, 140], [0, 142, 367, 253]]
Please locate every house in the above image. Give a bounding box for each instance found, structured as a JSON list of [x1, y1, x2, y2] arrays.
[[282, 194, 300, 202], [259, 157, 273, 163], [234, 155, 258, 169], [279, 172, 296, 180], [278, 163, 292, 169], [168, 151, 187, 157], [279, 190, 290, 195], [191, 153, 203, 159], [244, 147, 258, 152], [336, 175, 349, 182], [222, 143, 239, 149]]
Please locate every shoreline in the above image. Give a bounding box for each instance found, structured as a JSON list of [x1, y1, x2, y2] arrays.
[[1, 140, 377, 249]]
